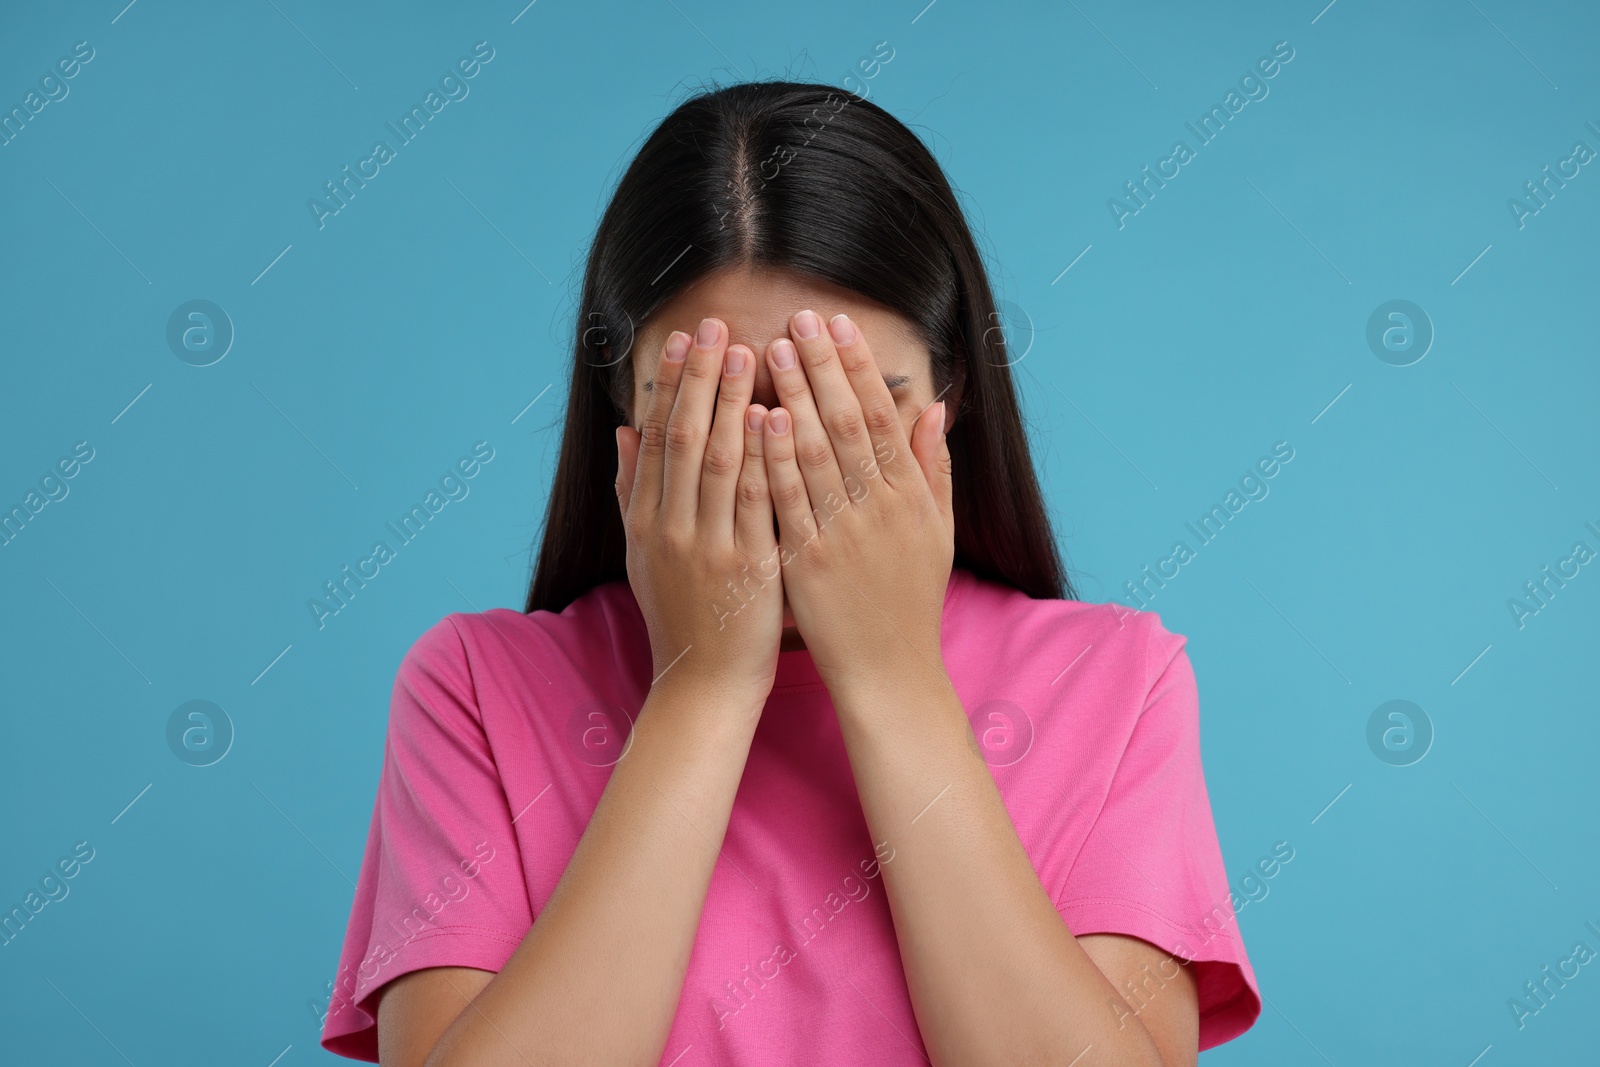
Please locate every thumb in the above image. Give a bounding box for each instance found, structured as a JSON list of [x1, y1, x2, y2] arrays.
[[614, 424, 641, 516], [912, 400, 954, 531]]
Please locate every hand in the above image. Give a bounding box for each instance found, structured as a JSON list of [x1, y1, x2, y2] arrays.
[[615, 318, 783, 711], [759, 309, 955, 688]]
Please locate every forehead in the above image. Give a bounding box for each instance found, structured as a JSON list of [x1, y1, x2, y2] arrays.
[[630, 265, 927, 383]]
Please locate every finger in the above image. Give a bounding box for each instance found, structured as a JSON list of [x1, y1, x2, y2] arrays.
[[762, 407, 817, 548], [765, 334, 846, 514], [633, 329, 693, 518], [614, 424, 641, 518], [787, 309, 877, 496], [912, 400, 954, 529], [735, 403, 777, 559], [662, 317, 728, 530], [825, 312, 919, 489], [700, 342, 755, 536]]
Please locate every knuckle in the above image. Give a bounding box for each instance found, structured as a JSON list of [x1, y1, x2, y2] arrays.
[[862, 402, 899, 438], [775, 479, 808, 509], [680, 357, 715, 384], [638, 420, 668, 455], [797, 436, 834, 469], [827, 408, 865, 443], [776, 374, 812, 403], [702, 441, 739, 478], [664, 420, 700, 456], [838, 347, 872, 376], [737, 477, 767, 508], [658, 523, 692, 554]]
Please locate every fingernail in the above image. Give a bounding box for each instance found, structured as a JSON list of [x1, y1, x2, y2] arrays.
[[665, 331, 690, 362], [696, 318, 720, 348], [771, 338, 796, 370], [725, 346, 746, 375], [938, 401, 947, 437], [828, 314, 856, 345], [793, 309, 821, 340], [746, 406, 764, 432], [770, 409, 790, 434]]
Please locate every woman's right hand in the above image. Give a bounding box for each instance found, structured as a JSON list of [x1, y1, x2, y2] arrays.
[[393, 319, 784, 1067], [614, 317, 783, 712]]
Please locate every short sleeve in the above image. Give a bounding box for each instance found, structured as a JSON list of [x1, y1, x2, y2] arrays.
[[1053, 615, 1262, 1050], [321, 615, 533, 1062]]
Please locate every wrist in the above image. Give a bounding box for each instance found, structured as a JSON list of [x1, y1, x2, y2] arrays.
[[821, 651, 951, 720], [645, 668, 772, 726]]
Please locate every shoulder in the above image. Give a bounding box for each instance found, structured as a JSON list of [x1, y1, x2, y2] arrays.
[[948, 568, 1189, 696], [441, 579, 639, 647], [396, 580, 644, 705]]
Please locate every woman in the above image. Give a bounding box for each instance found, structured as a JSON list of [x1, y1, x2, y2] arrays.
[[322, 80, 1260, 1065]]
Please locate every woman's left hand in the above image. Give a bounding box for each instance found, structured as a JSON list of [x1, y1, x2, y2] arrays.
[[760, 309, 955, 687]]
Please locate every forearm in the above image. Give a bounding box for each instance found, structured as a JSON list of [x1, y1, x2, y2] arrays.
[[831, 666, 1166, 1067], [425, 679, 762, 1067]]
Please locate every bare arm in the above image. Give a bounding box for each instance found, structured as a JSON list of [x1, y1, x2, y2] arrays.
[[377, 967, 492, 1067], [378, 678, 762, 1067], [829, 670, 1195, 1067], [1079, 933, 1199, 1064], [376, 698, 1199, 1067], [749, 308, 1200, 1065], [376, 317, 784, 1066]]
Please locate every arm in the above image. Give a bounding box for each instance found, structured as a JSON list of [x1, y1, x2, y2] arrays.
[[378, 316, 784, 1066], [754, 308, 1199, 1065], [383, 677, 763, 1067], [828, 666, 1196, 1066]]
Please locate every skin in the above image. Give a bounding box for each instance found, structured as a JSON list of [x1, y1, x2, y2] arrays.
[[626, 267, 936, 653], [376, 266, 1201, 1066]]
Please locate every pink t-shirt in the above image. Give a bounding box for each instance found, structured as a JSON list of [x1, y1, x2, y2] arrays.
[[321, 567, 1261, 1061]]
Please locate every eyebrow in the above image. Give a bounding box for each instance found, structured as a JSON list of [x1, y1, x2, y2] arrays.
[[645, 373, 912, 392]]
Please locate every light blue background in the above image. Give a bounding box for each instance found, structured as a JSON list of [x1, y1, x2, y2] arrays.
[[2, 0, 1596, 1063]]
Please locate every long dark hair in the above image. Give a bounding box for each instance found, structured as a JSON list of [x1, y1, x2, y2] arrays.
[[525, 80, 1072, 614]]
